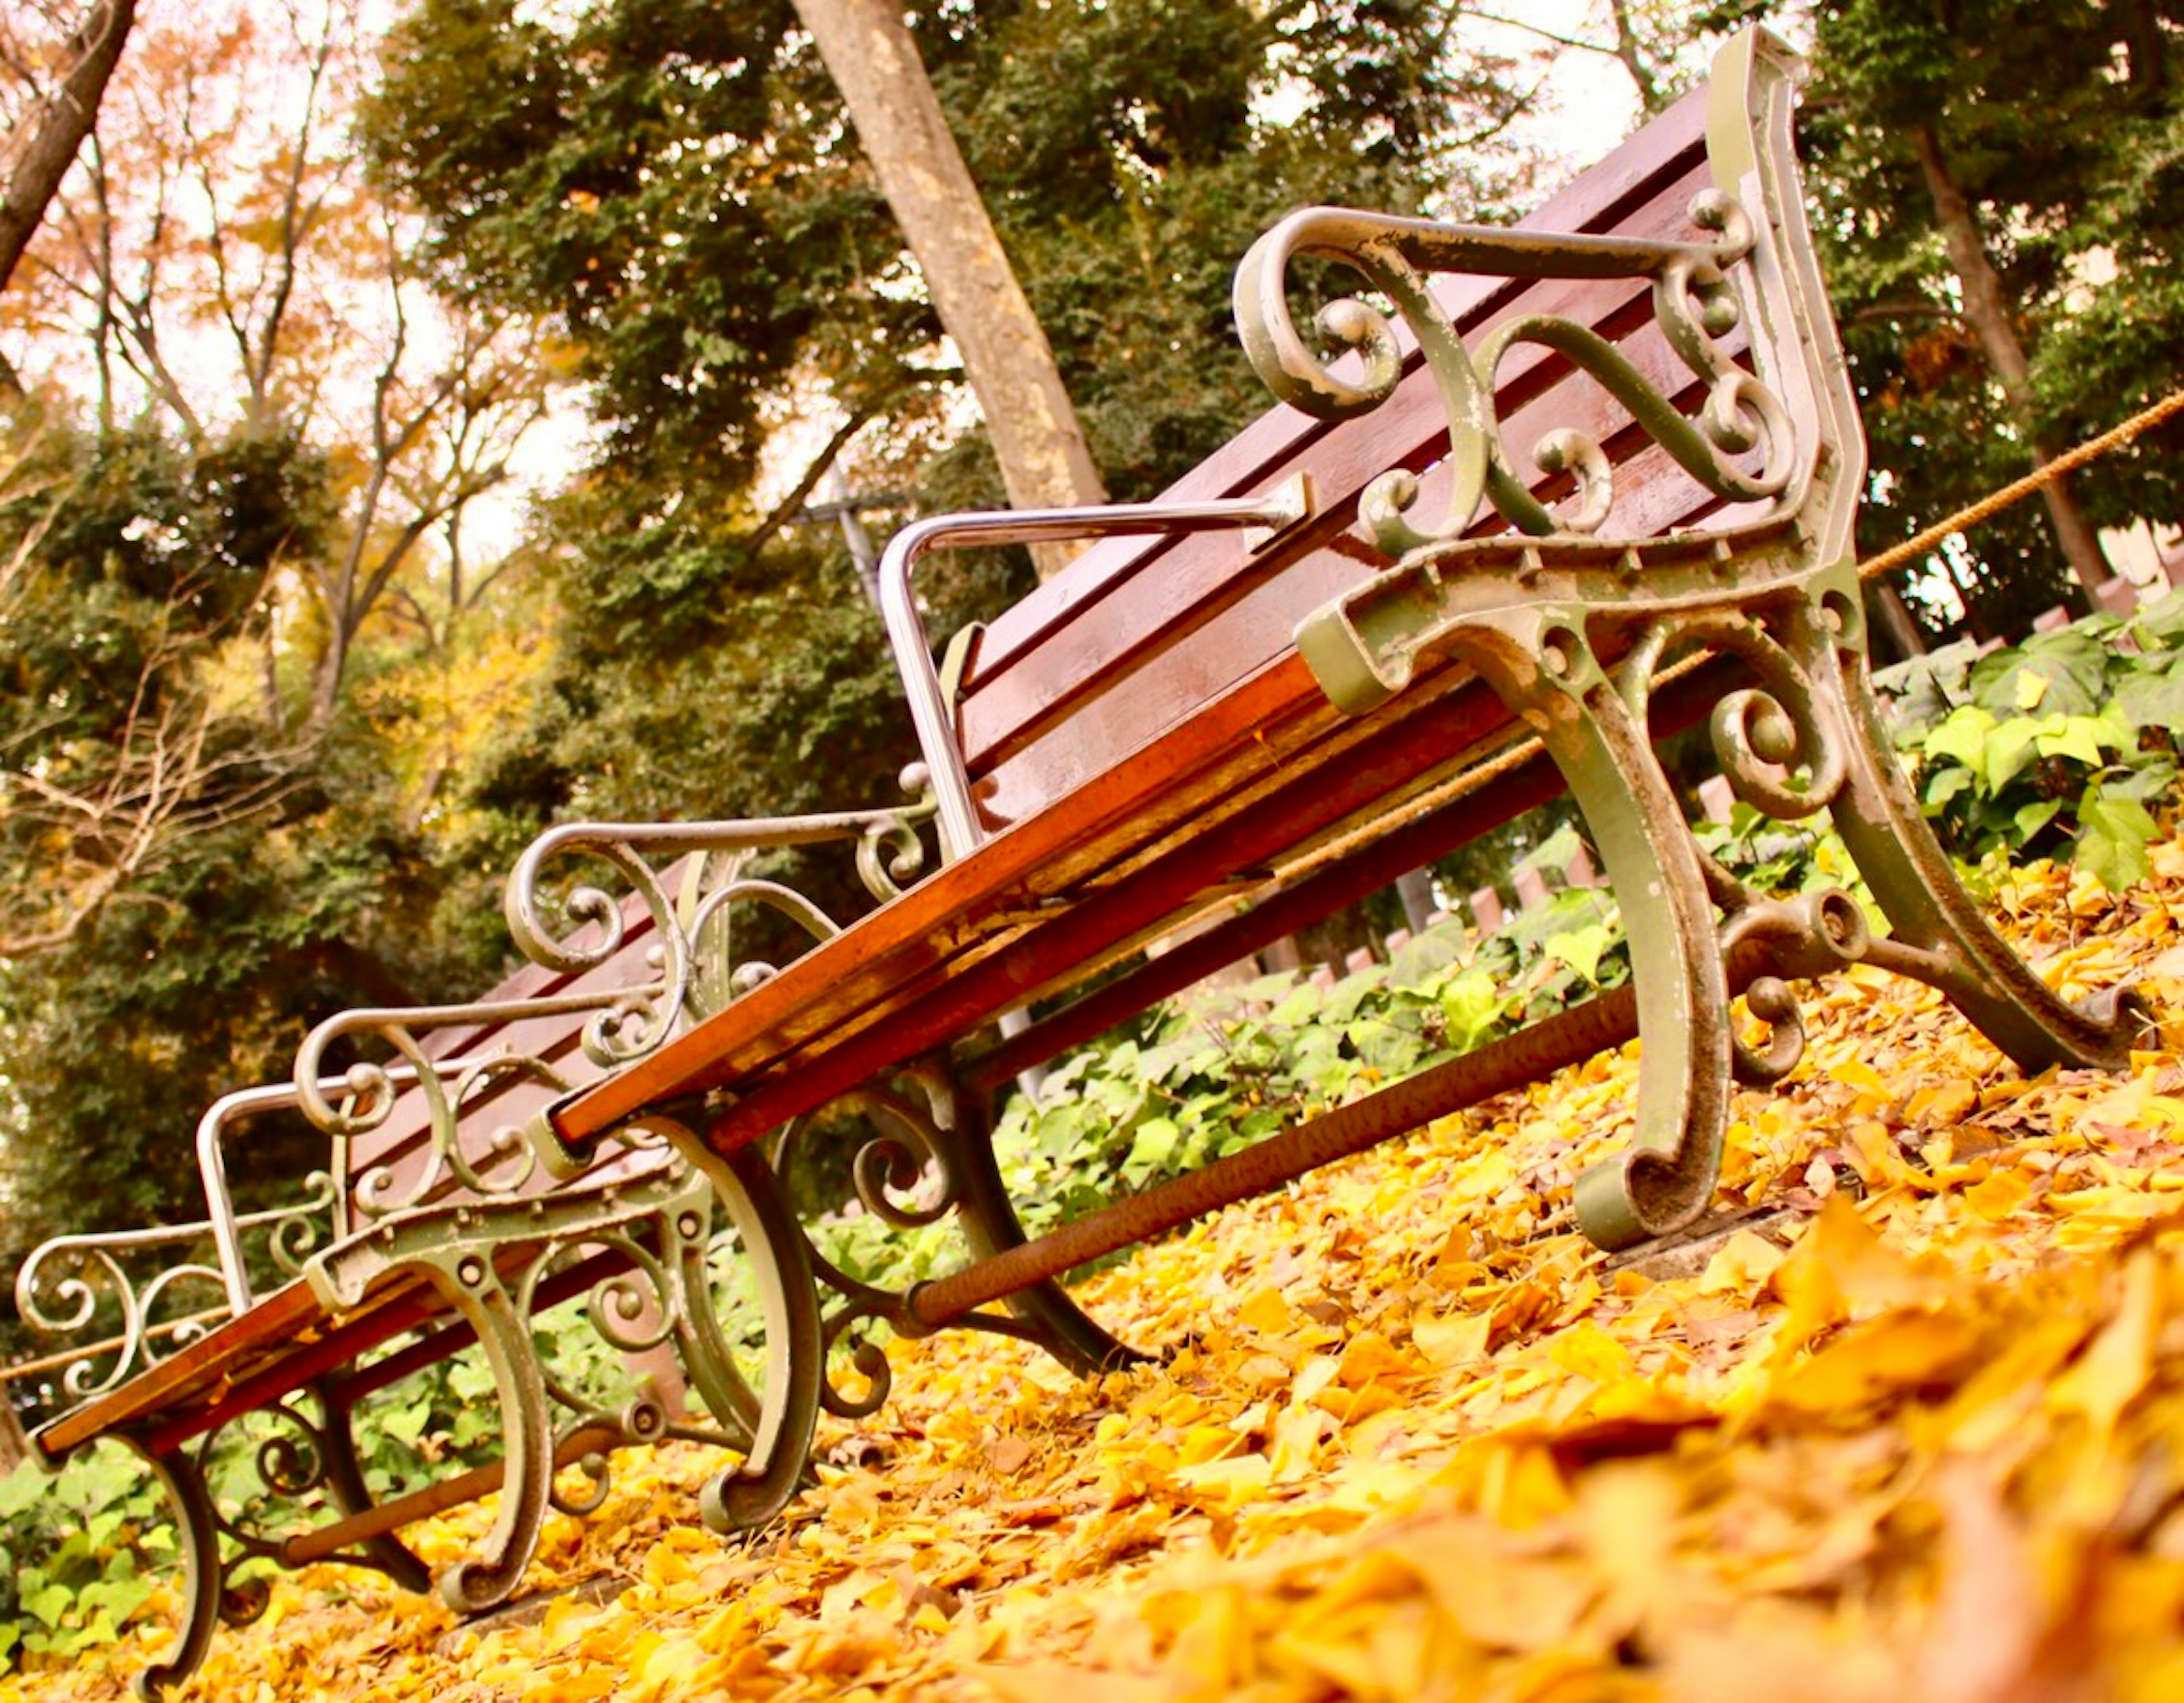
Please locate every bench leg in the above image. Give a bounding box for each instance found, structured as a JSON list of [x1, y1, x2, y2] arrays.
[[120, 1439, 223, 1701], [924, 1071, 1142, 1377], [1429, 613, 1744, 1250], [1296, 554, 2145, 1250], [312, 1377, 434, 1596], [1806, 598, 2145, 1071], [766, 1064, 1139, 1420], [409, 1253, 556, 1614], [656, 1140, 825, 1535], [308, 1154, 824, 1605]]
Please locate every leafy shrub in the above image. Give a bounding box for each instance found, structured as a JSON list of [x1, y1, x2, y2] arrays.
[[0, 1444, 168, 1665], [1880, 592, 2184, 888]]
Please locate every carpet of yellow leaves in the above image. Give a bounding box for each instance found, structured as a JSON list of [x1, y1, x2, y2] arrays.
[[15, 850, 2184, 1703]]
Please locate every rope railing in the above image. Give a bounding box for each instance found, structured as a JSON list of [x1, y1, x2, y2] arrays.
[[1857, 387, 2184, 583]]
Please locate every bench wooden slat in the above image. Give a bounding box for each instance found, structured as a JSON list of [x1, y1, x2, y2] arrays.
[[962, 83, 1714, 689], [963, 165, 1728, 821]]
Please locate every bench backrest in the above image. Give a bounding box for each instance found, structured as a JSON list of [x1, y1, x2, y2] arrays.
[[949, 28, 1850, 834]]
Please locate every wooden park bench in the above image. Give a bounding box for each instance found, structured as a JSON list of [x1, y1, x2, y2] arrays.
[[9, 30, 2142, 1695]]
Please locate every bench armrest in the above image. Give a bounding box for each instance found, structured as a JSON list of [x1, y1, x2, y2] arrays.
[[1230, 28, 1846, 571], [876, 489, 1309, 862], [10, 1191, 322, 1405], [288, 799, 949, 1202], [503, 803, 938, 1017]]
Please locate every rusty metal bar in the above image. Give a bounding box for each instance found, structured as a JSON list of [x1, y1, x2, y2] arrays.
[[909, 983, 1644, 1329], [276, 1423, 622, 1567]]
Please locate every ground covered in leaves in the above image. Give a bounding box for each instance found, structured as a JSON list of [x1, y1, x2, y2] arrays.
[[14, 851, 2184, 1702]]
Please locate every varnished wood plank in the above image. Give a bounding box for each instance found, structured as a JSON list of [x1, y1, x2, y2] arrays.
[[967, 86, 1713, 680], [958, 163, 1721, 792]]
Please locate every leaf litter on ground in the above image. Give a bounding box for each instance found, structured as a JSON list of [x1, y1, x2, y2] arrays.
[[13, 847, 2184, 1702]]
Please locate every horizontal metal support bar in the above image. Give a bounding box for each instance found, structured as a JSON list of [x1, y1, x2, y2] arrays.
[[913, 984, 1648, 1328], [279, 1422, 621, 1567]]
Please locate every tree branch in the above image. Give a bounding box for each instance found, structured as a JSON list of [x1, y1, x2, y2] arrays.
[[0, 0, 137, 301]]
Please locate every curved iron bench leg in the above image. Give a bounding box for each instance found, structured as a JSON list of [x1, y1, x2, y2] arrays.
[[118, 1437, 223, 1701]]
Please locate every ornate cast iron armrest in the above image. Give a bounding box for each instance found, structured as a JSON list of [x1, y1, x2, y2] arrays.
[[502, 799, 939, 1022], [197, 1070, 478, 1312], [292, 798, 945, 1198], [14, 1215, 262, 1407], [1233, 197, 1800, 565], [12, 1065, 488, 1410], [1231, 38, 1834, 572]]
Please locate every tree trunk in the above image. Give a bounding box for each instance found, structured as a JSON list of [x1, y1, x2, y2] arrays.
[[1604, 0, 1664, 114], [0, 0, 136, 302], [1909, 122, 2113, 599], [789, 0, 1106, 579], [2120, 0, 2169, 109]]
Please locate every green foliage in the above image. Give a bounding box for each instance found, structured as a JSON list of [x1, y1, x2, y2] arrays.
[[366, 0, 1533, 515], [1783, 0, 2184, 639], [1883, 595, 2184, 886], [993, 885, 1631, 1233], [0, 1445, 168, 1664]]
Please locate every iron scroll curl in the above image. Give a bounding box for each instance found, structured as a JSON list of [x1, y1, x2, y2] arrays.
[[1230, 197, 1801, 559]]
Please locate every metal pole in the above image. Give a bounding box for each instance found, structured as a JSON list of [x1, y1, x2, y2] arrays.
[[907, 983, 1644, 1329]]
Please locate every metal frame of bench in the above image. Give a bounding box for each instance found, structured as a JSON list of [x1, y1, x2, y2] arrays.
[[520, 21, 2137, 1410], [10, 810, 946, 1696], [9, 28, 2143, 1697]]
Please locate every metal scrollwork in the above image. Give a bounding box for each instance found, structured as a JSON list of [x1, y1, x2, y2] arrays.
[[502, 788, 937, 1044], [766, 1071, 1095, 1423], [1686, 614, 1849, 822], [682, 876, 845, 1019], [1715, 889, 1872, 1087], [1232, 195, 1801, 559], [264, 1175, 342, 1277], [247, 1407, 328, 1503], [291, 1038, 570, 1222], [820, 1307, 899, 1421], [13, 1182, 332, 1400]]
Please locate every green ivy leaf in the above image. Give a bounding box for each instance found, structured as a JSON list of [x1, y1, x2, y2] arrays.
[[1439, 972, 1505, 1054], [2075, 789, 2161, 892], [2033, 714, 2121, 770], [1544, 923, 1613, 986], [2113, 664, 2184, 730], [2013, 798, 2063, 840], [1923, 765, 1975, 809], [1120, 1116, 1180, 1187], [1917, 705, 1999, 771], [24, 1580, 73, 1628]]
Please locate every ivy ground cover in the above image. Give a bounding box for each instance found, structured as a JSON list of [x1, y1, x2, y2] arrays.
[[10, 848, 2184, 1701]]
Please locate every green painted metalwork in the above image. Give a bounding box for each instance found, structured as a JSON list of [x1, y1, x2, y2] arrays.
[[763, 1060, 1138, 1419], [305, 1142, 820, 1607], [1237, 27, 2144, 1249]]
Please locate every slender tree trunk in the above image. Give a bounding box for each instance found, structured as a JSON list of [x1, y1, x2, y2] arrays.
[[789, 0, 1106, 580], [2120, 0, 2169, 109], [0, 0, 136, 301], [1910, 122, 2113, 599], [1603, 0, 1664, 114]]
